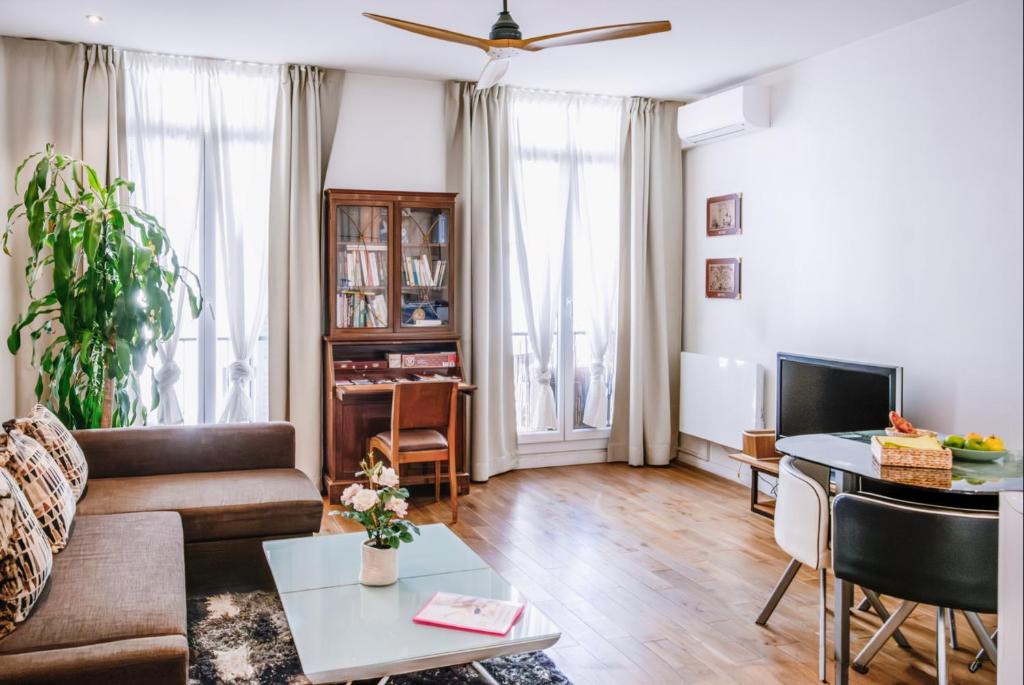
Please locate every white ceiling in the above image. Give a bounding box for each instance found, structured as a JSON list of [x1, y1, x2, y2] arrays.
[[0, 0, 966, 98]]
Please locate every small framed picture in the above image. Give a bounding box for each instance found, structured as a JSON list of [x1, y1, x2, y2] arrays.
[[707, 193, 742, 236], [705, 258, 741, 299]]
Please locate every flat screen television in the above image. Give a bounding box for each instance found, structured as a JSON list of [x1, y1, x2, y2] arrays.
[[776, 353, 902, 439]]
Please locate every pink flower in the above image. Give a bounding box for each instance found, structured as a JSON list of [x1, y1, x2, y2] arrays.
[[385, 498, 409, 518], [373, 466, 400, 488], [340, 483, 363, 505], [351, 488, 380, 512]]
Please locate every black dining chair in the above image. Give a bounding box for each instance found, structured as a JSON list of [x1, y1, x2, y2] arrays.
[[832, 493, 998, 684]]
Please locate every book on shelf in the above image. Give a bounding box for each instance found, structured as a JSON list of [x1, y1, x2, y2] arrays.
[[344, 244, 387, 287], [403, 255, 447, 287], [336, 291, 387, 328], [413, 592, 525, 636]]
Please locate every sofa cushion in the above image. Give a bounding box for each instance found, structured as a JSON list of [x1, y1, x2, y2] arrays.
[[76, 468, 322, 542], [0, 511, 185, 656], [0, 469, 53, 640], [1, 428, 76, 552], [9, 405, 89, 501], [0, 635, 188, 685]]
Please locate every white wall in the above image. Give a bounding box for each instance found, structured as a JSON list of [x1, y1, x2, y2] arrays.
[[324, 72, 446, 192], [680, 0, 1024, 480], [0, 267, 11, 420]]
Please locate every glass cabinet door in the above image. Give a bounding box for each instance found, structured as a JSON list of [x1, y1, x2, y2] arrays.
[[399, 206, 451, 330], [335, 205, 389, 330]]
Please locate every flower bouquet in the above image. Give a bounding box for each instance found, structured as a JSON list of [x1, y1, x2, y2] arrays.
[[338, 452, 420, 585]]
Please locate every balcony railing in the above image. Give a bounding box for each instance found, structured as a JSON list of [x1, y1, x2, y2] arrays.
[[512, 330, 614, 434]]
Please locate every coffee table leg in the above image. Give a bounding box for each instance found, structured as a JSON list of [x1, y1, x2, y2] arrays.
[[471, 661, 501, 685]]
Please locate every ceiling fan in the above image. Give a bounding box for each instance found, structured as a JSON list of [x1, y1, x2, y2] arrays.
[[363, 1, 671, 89]]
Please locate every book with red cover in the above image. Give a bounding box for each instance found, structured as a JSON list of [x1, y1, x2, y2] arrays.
[[412, 592, 525, 636]]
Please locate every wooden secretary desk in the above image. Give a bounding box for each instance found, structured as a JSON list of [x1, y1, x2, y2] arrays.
[[321, 189, 472, 503]]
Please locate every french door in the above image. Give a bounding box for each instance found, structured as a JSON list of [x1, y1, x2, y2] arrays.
[[508, 90, 623, 456]]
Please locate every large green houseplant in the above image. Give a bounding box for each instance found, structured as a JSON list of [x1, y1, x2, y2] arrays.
[[4, 145, 202, 428]]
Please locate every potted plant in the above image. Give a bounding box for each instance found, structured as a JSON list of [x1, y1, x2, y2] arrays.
[[338, 452, 420, 586], [3, 145, 202, 428]]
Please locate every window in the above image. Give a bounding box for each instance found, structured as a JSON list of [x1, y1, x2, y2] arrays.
[[123, 52, 277, 424], [508, 90, 624, 445]]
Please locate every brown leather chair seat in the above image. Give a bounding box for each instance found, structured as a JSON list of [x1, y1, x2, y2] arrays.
[[371, 428, 448, 452]]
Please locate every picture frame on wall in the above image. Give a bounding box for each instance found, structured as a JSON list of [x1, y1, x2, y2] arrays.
[[705, 258, 741, 299], [706, 193, 742, 236]]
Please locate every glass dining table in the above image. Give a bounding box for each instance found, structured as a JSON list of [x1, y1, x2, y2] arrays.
[[775, 431, 1023, 685]]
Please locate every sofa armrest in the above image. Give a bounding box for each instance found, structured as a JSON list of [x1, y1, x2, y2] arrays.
[[72, 422, 296, 479]]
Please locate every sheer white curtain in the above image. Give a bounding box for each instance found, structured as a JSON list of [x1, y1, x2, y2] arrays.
[[123, 52, 276, 424], [571, 99, 624, 428], [509, 91, 567, 431], [205, 63, 276, 422], [509, 89, 624, 432], [123, 53, 203, 424]]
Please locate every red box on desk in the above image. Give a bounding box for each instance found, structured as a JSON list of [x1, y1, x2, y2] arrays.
[[402, 353, 457, 369]]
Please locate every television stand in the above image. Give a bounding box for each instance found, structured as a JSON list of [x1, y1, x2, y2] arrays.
[[728, 452, 780, 519]]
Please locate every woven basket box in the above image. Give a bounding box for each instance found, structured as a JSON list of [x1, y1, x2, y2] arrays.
[[874, 463, 954, 489], [870, 435, 952, 470]]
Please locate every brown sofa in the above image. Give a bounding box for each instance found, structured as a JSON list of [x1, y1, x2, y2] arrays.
[[0, 422, 322, 685]]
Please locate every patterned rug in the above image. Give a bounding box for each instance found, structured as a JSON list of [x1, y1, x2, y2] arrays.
[[187, 591, 572, 685]]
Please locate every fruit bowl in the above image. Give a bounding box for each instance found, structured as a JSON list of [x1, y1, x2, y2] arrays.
[[948, 445, 1007, 463]]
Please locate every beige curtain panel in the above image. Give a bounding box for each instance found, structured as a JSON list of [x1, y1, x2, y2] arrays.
[[608, 98, 684, 466], [268, 65, 344, 484], [445, 81, 520, 482], [0, 37, 122, 420]]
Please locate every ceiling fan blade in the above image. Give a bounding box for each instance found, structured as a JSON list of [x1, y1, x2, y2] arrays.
[[477, 57, 511, 89], [362, 13, 490, 51], [521, 20, 671, 51]]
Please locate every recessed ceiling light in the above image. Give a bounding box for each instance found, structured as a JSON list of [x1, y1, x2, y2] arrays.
[[85, 14, 103, 24]]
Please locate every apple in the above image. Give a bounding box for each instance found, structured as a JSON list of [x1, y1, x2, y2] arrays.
[[943, 434, 966, 449], [964, 437, 988, 451]]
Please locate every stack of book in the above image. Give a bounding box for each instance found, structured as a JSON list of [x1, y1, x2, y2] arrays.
[[403, 255, 446, 287], [345, 245, 387, 287], [337, 292, 387, 328]]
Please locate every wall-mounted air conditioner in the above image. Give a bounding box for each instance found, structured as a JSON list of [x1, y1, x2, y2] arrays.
[[677, 84, 770, 147]]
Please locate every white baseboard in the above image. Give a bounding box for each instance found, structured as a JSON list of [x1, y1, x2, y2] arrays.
[[516, 448, 607, 470]]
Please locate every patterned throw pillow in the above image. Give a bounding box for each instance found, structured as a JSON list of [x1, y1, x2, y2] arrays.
[[0, 468, 54, 639], [9, 405, 88, 501], [0, 428, 76, 552]]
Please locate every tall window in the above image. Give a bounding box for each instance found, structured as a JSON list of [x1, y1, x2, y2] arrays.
[[509, 90, 624, 445], [123, 52, 277, 424]]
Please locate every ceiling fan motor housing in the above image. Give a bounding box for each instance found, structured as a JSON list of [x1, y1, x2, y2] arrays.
[[489, 10, 522, 40]]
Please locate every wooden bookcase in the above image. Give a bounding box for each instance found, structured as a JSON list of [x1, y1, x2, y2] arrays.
[[325, 189, 457, 340], [322, 190, 470, 503]]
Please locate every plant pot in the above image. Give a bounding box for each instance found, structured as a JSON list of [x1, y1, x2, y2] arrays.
[[359, 540, 398, 586]]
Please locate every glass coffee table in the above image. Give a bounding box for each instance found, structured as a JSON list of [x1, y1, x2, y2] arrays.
[[263, 524, 561, 684]]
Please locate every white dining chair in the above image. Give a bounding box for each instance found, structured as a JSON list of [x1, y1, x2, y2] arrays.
[[756, 456, 832, 681]]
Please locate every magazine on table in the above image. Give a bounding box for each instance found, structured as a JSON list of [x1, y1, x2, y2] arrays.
[[412, 592, 525, 636]]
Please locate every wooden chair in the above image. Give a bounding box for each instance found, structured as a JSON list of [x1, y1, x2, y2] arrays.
[[369, 380, 460, 523]]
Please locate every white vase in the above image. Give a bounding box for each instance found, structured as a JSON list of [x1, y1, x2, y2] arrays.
[[359, 540, 398, 586]]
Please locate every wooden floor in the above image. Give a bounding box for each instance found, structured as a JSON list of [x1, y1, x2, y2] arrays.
[[320, 461, 997, 685]]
